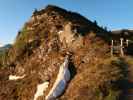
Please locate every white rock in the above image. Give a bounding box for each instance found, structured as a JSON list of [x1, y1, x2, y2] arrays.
[[9, 75, 25, 80], [58, 30, 63, 34], [34, 81, 49, 100], [45, 55, 70, 100]]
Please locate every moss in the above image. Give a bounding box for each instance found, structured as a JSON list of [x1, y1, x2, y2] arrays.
[[104, 89, 120, 100], [95, 88, 103, 100]]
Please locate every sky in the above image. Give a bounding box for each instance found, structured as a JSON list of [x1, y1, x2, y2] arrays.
[[0, 0, 133, 46]]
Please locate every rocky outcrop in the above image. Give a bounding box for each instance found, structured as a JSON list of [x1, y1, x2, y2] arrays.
[[0, 5, 128, 100]]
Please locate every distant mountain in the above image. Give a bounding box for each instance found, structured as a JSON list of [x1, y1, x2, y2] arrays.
[[0, 44, 12, 52]]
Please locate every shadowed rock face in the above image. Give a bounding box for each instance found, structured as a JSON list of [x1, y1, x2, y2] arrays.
[[0, 5, 130, 100], [111, 29, 133, 40]]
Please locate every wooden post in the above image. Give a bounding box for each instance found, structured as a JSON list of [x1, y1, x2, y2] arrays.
[[111, 40, 113, 57], [120, 38, 124, 57]]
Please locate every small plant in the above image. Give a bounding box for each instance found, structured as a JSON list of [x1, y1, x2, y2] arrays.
[[104, 89, 120, 100]]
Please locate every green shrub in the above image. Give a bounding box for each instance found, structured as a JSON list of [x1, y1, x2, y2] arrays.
[[0, 50, 9, 67], [14, 27, 29, 57]]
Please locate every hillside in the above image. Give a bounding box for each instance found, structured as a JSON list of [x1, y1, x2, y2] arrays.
[[0, 5, 132, 100]]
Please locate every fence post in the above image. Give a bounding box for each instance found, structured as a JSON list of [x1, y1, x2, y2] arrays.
[[120, 38, 124, 57], [111, 40, 113, 57], [126, 39, 129, 47]]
